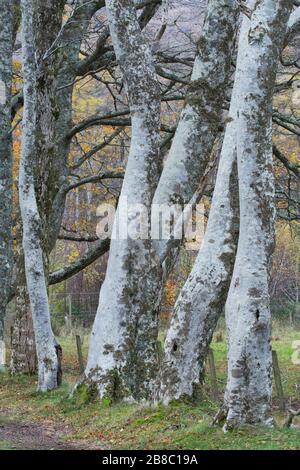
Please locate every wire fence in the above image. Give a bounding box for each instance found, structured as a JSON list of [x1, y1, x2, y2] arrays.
[[49, 292, 100, 329]]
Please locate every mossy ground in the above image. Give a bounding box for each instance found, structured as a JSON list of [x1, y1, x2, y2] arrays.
[[0, 325, 300, 450]]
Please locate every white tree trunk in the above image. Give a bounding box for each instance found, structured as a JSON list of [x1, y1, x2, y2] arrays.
[[154, 0, 240, 403], [224, 0, 293, 429], [19, 0, 60, 392], [10, 0, 102, 375], [0, 0, 15, 370], [152, 1, 240, 402], [153, 0, 239, 261], [158, 46, 241, 406], [80, 0, 161, 402]]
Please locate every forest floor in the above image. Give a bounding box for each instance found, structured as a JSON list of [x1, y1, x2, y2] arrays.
[[0, 325, 300, 450]]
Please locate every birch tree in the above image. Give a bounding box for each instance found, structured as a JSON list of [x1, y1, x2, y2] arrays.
[[222, 0, 293, 429], [19, 0, 61, 391], [0, 0, 15, 369], [78, 0, 161, 402]]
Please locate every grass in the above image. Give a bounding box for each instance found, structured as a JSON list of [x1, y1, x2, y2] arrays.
[[0, 326, 300, 450]]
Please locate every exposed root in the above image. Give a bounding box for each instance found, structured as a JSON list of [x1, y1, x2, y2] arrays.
[[211, 404, 228, 426], [284, 408, 300, 428]]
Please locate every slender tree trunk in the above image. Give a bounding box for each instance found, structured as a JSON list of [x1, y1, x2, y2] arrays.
[[153, 0, 239, 260], [19, 0, 61, 391], [151, 0, 239, 403], [223, 0, 293, 429], [10, 0, 102, 373], [158, 91, 240, 403], [79, 0, 161, 402], [151, 0, 239, 402], [0, 1, 15, 369]]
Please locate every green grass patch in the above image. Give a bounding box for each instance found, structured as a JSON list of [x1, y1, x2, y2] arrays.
[[0, 329, 299, 450]]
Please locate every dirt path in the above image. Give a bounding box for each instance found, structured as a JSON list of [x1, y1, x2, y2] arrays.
[[0, 411, 103, 450]]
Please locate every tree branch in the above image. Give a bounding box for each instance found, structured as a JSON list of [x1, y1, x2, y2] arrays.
[[58, 233, 100, 242], [273, 145, 300, 179], [63, 171, 125, 194], [70, 128, 122, 170], [286, 6, 300, 44], [49, 238, 110, 285]]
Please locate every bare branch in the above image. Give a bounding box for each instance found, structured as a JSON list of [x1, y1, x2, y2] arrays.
[[273, 145, 300, 179], [63, 171, 125, 194], [49, 238, 110, 285]]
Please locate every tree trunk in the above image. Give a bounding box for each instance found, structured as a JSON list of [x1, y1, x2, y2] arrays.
[[223, 0, 293, 429], [10, 238, 37, 374], [153, 0, 239, 261], [0, 1, 16, 369], [151, 0, 239, 403], [10, 1, 104, 373], [79, 0, 161, 402], [19, 0, 60, 391], [151, 0, 240, 402], [158, 91, 239, 403]]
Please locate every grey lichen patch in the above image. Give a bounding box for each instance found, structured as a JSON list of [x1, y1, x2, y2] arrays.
[[231, 368, 244, 379], [103, 344, 115, 355], [248, 287, 261, 298]]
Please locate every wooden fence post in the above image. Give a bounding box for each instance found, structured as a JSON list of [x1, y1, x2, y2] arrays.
[[76, 334, 84, 374], [272, 350, 285, 411], [208, 348, 219, 402], [65, 294, 72, 332], [157, 340, 163, 366]]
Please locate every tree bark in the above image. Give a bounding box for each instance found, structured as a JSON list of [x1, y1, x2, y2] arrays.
[[0, 1, 16, 369], [11, 0, 105, 373], [79, 0, 161, 402], [19, 0, 60, 391], [158, 90, 240, 404], [152, 0, 239, 261], [10, 251, 37, 375], [223, 0, 293, 429], [151, 0, 240, 402], [150, 0, 239, 403]]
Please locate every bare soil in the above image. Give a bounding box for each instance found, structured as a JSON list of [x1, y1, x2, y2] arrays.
[[0, 411, 102, 450]]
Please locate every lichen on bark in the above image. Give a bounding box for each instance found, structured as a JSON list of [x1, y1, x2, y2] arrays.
[[19, 0, 61, 391], [223, 0, 293, 429], [0, 0, 16, 370], [77, 0, 162, 403]]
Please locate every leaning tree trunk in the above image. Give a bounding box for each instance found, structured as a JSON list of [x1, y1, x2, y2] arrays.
[[79, 0, 161, 402], [0, 1, 15, 369], [151, 1, 240, 400], [151, 0, 239, 404], [153, 0, 239, 261], [10, 0, 103, 373], [223, 0, 293, 429], [158, 86, 240, 404], [19, 0, 61, 391]]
